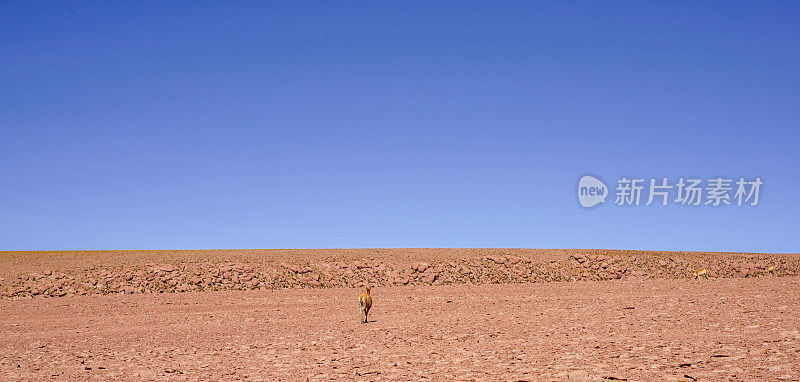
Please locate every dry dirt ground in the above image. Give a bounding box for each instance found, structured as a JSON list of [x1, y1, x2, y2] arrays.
[[2, 277, 799, 381], [2, 249, 797, 298]]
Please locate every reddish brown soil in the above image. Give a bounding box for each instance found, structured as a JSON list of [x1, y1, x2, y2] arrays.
[[1, 249, 797, 299], [2, 277, 799, 381]]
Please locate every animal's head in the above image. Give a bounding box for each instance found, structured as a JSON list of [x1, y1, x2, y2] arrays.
[[365, 286, 371, 294]]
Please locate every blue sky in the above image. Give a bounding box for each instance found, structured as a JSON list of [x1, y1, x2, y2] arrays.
[[1, 1, 798, 252]]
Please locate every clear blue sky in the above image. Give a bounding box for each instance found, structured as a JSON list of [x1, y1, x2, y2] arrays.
[[2, 1, 798, 252]]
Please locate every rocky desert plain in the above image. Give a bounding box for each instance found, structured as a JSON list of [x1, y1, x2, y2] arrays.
[[1, 248, 799, 381]]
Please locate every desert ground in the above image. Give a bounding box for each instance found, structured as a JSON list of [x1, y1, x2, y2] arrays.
[[1, 249, 799, 381]]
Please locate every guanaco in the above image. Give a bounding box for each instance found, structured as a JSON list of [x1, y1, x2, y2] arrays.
[[358, 286, 372, 324], [689, 268, 710, 280]]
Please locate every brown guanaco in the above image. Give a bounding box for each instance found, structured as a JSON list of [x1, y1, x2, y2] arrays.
[[358, 286, 372, 323], [689, 268, 710, 280]]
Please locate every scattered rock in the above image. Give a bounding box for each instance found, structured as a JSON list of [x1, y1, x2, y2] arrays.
[[2, 254, 797, 299], [410, 262, 429, 273], [568, 369, 590, 381]]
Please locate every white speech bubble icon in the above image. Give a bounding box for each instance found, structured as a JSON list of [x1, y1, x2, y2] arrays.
[[578, 175, 608, 208]]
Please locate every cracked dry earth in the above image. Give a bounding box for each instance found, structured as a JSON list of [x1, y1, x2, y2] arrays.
[[2, 278, 799, 381]]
